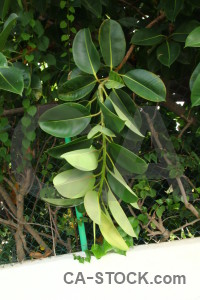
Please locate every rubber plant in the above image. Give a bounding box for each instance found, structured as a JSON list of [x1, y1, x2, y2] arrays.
[[39, 19, 166, 257]]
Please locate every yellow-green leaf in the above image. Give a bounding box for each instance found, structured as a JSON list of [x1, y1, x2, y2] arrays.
[[108, 189, 136, 237], [84, 190, 101, 225]]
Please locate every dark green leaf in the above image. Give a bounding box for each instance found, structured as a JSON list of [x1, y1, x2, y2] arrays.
[[118, 17, 137, 28], [72, 28, 100, 76], [99, 19, 126, 69], [81, 0, 102, 17], [109, 89, 143, 136], [108, 143, 148, 174], [0, 13, 18, 51], [58, 75, 96, 101], [99, 101, 125, 133], [131, 28, 164, 46], [39, 103, 91, 138], [0, 0, 11, 20], [123, 69, 166, 102], [157, 41, 180, 67], [162, 0, 183, 22]]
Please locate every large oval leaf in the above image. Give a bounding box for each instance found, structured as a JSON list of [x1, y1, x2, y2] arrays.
[[47, 136, 93, 159], [99, 101, 125, 133], [58, 75, 96, 101], [53, 169, 95, 199], [157, 41, 180, 67], [123, 69, 166, 102], [131, 28, 164, 46], [99, 19, 126, 69], [72, 28, 100, 76], [99, 211, 129, 251], [185, 26, 200, 47], [39, 103, 91, 138], [84, 190, 101, 225], [42, 197, 83, 208], [107, 169, 138, 203], [61, 147, 99, 171], [108, 189, 136, 237], [108, 143, 148, 174], [0, 66, 24, 95], [191, 73, 200, 107], [109, 89, 143, 136], [189, 62, 200, 91]]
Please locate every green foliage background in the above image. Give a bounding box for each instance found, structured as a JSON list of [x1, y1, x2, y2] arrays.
[[0, 0, 200, 263]]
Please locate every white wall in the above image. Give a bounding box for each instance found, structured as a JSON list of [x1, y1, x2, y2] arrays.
[[1, 237, 200, 300]]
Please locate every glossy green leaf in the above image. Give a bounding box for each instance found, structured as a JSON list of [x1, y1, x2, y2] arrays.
[[131, 28, 164, 46], [123, 69, 166, 102], [191, 73, 200, 107], [162, 0, 183, 22], [109, 89, 143, 136], [0, 67, 24, 95], [108, 189, 136, 237], [107, 169, 138, 203], [39, 103, 91, 138], [42, 197, 83, 207], [58, 75, 96, 101], [81, 0, 102, 17], [53, 169, 95, 199], [0, 13, 18, 51], [172, 20, 200, 42], [72, 28, 100, 76], [190, 62, 200, 90], [105, 71, 124, 89], [84, 190, 101, 225], [108, 143, 148, 174], [99, 211, 129, 251], [99, 101, 125, 133], [87, 125, 116, 139], [185, 26, 200, 47], [110, 89, 142, 126], [99, 19, 126, 69], [157, 41, 180, 67], [47, 136, 93, 159], [61, 147, 99, 171]]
